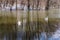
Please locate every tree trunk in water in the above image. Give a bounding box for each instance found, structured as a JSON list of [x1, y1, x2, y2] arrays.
[[45, 0, 50, 10], [26, 0, 30, 40]]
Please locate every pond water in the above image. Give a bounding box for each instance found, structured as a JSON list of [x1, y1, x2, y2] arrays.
[[0, 9, 60, 40]]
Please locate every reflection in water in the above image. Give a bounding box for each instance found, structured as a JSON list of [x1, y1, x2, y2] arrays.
[[0, 9, 60, 40]]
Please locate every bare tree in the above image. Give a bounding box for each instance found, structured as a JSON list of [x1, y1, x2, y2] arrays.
[[45, 0, 50, 10]]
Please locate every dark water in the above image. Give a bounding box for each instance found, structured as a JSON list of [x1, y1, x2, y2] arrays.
[[0, 9, 60, 40]]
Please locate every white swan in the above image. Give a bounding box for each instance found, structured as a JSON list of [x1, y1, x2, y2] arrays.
[[34, 7, 36, 10], [17, 21, 21, 26], [42, 7, 45, 10], [30, 6, 33, 10], [5, 6, 10, 10], [12, 3, 16, 10], [40, 6, 45, 10], [33, 5, 36, 10], [17, 4, 23, 10], [1, 4, 5, 10], [5, 3, 10, 10], [45, 16, 48, 22], [24, 5, 28, 11], [1, 3, 4, 8], [12, 3, 24, 10]]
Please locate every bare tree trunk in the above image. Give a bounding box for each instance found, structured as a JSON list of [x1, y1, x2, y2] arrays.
[[45, 0, 50, 10], [16, 0, 17, 10], [26, 0, 30, 40], [37, 0, 39, 10], [28, 0, 30, 10]]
